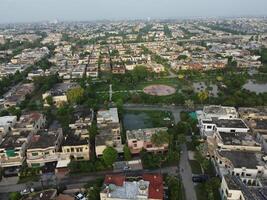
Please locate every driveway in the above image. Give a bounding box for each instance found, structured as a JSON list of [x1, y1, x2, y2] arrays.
[[179, 144, 197, 200]]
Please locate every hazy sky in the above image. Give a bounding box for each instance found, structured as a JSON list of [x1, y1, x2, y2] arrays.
[[1, 0, 267, 23]]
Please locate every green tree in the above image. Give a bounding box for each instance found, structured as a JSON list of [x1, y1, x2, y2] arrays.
[[45, 96, 53, 106], [166, 176, 184, 200], [123, 145, 132, 161], [198, 91, 209, 104], [67, 87, 85, 104], [8, 192, 21, 200], [151, 131, 169, 147], [7, 106, 21, 119], [88, 122, 98, 139], [102, 147, 118, 166]]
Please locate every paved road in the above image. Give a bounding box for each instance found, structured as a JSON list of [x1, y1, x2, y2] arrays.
[[123, 103, 185, 124], [179, 144, 197, 200], [0, 166, 177, 194]]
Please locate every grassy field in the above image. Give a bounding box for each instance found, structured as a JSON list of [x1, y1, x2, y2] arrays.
[[123, 110, 174, 130]]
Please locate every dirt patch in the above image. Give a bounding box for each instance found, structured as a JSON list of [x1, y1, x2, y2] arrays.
[[143, 84, 176, 96]]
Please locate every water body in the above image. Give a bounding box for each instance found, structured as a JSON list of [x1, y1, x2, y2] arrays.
[[242, 80, 267, 94], [123, 113, 153, 130], [193, 82, 219, 97]]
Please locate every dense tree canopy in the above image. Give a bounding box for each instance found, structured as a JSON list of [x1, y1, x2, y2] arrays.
[[102, 147, 118, 166]]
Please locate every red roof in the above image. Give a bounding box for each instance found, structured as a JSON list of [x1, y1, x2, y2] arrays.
[[143, 174, 163, 200], [104, 174, 125, 187]]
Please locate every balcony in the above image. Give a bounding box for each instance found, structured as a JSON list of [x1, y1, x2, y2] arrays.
[[27, 154, 59, 164], [0, 157, 25, 167]]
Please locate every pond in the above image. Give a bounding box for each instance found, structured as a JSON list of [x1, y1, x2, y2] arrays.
[[123, 112, 153, 130], [193, 82, 219, 97], [242, 80, 267, 94]]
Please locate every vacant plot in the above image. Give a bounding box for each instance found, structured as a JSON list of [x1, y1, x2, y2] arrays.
[[143, 84, 176, 96], [123, 110, 173, 130]]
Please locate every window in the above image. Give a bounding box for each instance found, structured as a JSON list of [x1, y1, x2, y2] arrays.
[[71, 148, 74, 152], [45, 152, 49, 155], [246, 174, 251, 177], [32, 152, 38, 156], [133, 144, 137, 147], [230, 129, 236, 133], [207, 126, 212, 129], [67, 149, 70, 152]]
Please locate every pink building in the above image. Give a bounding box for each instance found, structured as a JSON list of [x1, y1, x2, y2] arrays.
[[126, 127, 168, 154]]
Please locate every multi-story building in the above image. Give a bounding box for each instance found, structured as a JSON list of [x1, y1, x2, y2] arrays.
[[42, 83, 79, 107], [96, 108, 122, 157], [100, 174, 163, 200], [0, 116, 17, 141], [0, 131, 32, 176], [126, 127, 169, 154], [61, 134, 90, 161], [12, 112, 46, 134], [26, 128, 63, 167]]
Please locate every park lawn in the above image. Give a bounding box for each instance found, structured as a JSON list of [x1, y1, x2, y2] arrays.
[[189, 160, 202, 174]]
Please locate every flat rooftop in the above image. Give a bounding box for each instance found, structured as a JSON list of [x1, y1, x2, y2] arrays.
[[28, 130, 61, 149], [218, 132, 259, 146], [49, 83, 79, 96], [252, 119, 267, 130], [214, 118, 248, 129], [62, 134, 88, 146], [203, 105, 237, 116], [0, 135, 27, 149], [97, 108, 119, 124], [219, 151, 264, 169], [126, 127, 168, 141]]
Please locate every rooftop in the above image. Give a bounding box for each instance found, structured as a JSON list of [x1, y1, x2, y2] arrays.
[[0, 134, 27, 149], [62, 134, 88, 146], [28, 129, 62, 149], [103, 174, 163, 200], [48, 83, 79, 96], [203, 105, 237, 116], [214, 118, 248, 129], [219, 150, 265, 169], [218, 132, 259, 146], [97, 108, 119, 124], [126, 127, 168, 141], [0, 116, 16, 126]]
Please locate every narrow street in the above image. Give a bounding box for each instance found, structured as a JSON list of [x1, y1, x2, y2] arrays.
[[179, 144, 197, 200]]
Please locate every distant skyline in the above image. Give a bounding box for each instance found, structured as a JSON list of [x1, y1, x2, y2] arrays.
[[1, 0, 267, 23]]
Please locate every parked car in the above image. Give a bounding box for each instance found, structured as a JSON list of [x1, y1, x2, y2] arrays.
[[192, 175, 209, 183]]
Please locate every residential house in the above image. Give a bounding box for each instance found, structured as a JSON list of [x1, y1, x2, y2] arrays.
[[4, 83, 34, 108], [126, 127, 169, 154], [26, 128, 63, 167], [96, 108, 122, 157], [12, 112, 46, 134], [42, 83, 79, 107], [61, 134, 90, 161], [100, 174, 163, 200], [0, 116, 17, 141], [0, 131, 32, 176]]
